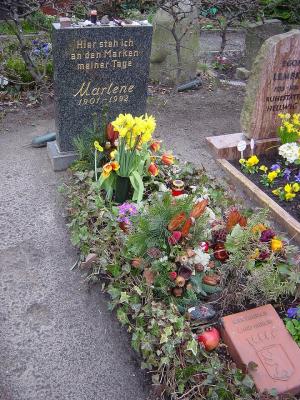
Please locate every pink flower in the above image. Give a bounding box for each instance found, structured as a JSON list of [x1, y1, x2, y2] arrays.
[[168, 231, 182, 245]]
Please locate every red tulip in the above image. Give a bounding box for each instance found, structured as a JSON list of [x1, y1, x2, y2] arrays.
[[150, 141, 161, 152], [148, 162, 159, 176], [161, 153, 174, 165], [106, 123, 119, 143], [197, 327, 220, 351]]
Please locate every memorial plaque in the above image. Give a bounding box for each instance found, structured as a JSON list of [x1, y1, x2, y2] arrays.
[[241, 30, 300, 140], [221, 304, 300, 395], [52, 23, 152, 152]]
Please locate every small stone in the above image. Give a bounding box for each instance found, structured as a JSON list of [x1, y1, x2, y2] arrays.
[[235, 67, 250, 81], [80, 253, 97, 269], [188, 303, 216, 321], [100, 15, 110, 25]]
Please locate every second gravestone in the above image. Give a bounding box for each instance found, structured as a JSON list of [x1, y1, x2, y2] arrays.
[[241, 29, 300, 140], [49, 23, 152, 170]]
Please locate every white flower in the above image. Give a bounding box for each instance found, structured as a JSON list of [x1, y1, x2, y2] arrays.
[[206, 207, 216, 223], [159, 256, 168, 263], [192, 248, 210, 269], [279, 142, 300, 164]]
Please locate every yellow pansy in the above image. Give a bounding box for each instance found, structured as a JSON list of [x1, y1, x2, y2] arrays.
[[259, 165, 268, 173], [252, 224, 267, 233], [292, 183, 300, 192], [94, 141, 104, 152], [267, 171, 278, 182], [284, 183, 293, 193], [246, 155, 259, 167], [272, 188, 281, 196], [239, 158, 246, 164], [271, 238, 283, 252], [285, 192, 296, 201]]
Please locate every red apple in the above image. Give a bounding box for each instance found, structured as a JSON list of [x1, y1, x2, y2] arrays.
[[197, 327, 220, 351]]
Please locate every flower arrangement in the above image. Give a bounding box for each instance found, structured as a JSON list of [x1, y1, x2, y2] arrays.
[[98, 113, 174, 203]]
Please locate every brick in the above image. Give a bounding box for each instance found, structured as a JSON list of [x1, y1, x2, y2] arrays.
[[221, 304, 300, 396]]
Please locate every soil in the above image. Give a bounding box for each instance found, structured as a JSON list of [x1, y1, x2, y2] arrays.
[[231, 155, 300, 222]]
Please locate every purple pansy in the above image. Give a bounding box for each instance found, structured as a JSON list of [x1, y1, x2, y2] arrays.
[[287, 307, 300, 320], [283, 168, 291, 181], [117, 202, 138, 224], [270, 163, 281, 171], [260, 229, 276, 242], [294, 171, 300, 183]]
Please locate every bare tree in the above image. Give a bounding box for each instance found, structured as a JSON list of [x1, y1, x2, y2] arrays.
[[200, 0, 260, 55], [155, 0, 199, 85]]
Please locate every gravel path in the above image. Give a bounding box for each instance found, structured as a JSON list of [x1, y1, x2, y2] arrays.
[[0, 111, 148, 400]]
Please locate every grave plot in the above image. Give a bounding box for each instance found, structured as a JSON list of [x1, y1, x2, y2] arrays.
[[207, 30, 300, 243]]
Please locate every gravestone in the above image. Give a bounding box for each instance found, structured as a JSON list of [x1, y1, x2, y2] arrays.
[[221, 304, 300, 395], [206, 30, 300, 159], [244, 20, 284, 71], [241, 30, 300, 140], [150, 2, 199, 85], [48, 22, 152, 170]]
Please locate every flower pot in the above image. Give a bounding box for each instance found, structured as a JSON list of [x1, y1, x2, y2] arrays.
[[115, 176, 131, 204]]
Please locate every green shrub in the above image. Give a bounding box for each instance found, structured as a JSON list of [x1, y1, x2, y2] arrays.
[[260, 0, 300, 24], [5, 57, 33, 83]]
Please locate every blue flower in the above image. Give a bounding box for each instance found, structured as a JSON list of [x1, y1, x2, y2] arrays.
[[283, 168, 291, 181], [270, 163, 281, 171], [287, 307, 300, 319], [294, 171, 300, 183]]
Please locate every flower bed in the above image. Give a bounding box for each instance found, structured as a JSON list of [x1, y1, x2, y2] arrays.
[[64, 113, 300, 399], [231, 154, 300, 221]]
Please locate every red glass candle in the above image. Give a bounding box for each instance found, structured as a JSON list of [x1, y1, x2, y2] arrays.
[[171, 179, 184, 196]]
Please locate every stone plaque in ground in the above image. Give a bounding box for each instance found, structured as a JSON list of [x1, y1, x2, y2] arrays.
[[221, 304, 300, 395], [52, 23, 152, 152], [241, 30, 300, 140]]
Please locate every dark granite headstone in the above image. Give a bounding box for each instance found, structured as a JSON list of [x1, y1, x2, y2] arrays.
[[52, 23, 152, 152]]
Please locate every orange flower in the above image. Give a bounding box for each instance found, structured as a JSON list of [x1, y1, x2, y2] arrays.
[[102, 163, 113, 179], [148, 162, 159, 176], [161, 153, 174, 165], [111, 161, 120, 171], [150, 141, 161, 152]]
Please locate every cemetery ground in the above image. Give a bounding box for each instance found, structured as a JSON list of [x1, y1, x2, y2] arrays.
[[1, 83, 300, 399]]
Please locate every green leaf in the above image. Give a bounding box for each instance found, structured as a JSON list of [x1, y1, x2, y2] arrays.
[[116, 307, 129, 325], [119, 291, 130, 304], [129, 171, 144, 202], [107, 264, 122, 277], [186, 338, 198, 356]]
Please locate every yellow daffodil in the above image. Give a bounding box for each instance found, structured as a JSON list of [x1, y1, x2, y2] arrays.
[[110, 150, 117, 160], [246, 155, 259, 167], [101, 163, 113, 179], [292, 113, 300, 125], [259, 165, 268, 173], [270, 238, 283, 252], [292, 183, 300, 192], [94, 141, 104, 152], [267, 171, 278, 182]]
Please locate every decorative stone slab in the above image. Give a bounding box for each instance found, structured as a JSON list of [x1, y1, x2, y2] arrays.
[[218, 159, 300, 243], [206, 133, 280, 160], [52, 23, 152, 152], [221, 305, 300, 395], [241, 30, 300, 139]]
